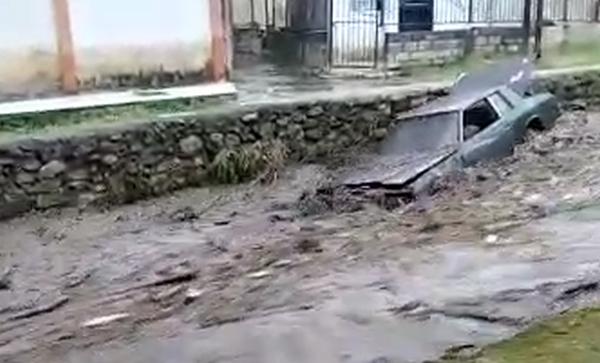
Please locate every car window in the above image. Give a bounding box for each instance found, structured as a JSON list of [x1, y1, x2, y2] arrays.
[[487, 92, 513, 117], [462, 98, 499, 141]]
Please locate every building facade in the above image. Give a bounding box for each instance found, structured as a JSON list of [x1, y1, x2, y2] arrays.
[[0, 0, 231, 101]]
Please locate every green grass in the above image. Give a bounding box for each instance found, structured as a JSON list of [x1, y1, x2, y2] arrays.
[[441, 308, 600, 363], [0, 96, 226, 141]]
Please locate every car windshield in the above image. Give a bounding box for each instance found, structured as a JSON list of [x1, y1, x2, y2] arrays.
[[380, 112, 460, 156]]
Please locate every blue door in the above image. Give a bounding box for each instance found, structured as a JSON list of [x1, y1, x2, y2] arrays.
[[398, 0, 433, 32]]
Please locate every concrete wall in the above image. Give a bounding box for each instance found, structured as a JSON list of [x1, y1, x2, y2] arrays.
[[542, 22, 600, 48], [383, 23, 600, 67], [70, 0, 213, 90], [0, 0, 228, 100], [386, 28, 523, 66]]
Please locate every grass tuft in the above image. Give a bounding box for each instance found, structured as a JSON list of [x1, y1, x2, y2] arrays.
[[208, 140, 289, 185]]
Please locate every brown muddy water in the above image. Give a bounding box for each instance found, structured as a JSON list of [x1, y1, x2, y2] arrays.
[[2, 110, 600, 363]]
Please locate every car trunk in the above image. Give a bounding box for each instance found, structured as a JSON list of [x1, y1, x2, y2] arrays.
[[341, 147, 457, 189], [340, 111, 461, 192]]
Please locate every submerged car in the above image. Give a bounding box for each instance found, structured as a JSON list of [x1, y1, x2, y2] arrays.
[[342, 58, 560, 196]]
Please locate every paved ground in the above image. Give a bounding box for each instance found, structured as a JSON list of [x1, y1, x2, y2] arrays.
[[2, 108, 600, 362], [233, 62, 600, 105]]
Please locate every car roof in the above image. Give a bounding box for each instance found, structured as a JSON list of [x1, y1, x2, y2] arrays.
[[399, 57, 533, 120], [453, 57, 533, 96], [399, 86, 503, 119]]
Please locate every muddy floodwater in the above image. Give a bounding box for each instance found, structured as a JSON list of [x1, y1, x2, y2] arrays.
[[2, 110, 600, 363]]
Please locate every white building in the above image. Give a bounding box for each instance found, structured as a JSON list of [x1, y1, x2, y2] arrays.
[[0, 0, 232, 101], [331, 0, 596, 65]]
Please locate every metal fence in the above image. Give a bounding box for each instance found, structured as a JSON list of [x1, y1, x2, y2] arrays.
[[434, 0, 598, 24], [231, 0, 288, 29], [326, 0, 600, 68]]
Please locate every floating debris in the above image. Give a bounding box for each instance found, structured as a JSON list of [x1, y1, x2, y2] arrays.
[[9, 296, 69, 321], [82, 313, 130, 328], [272, 259, 293, 268], [485, 235, 499, 244], [247, 270, 272, 279], [184, 288, 204, 304]]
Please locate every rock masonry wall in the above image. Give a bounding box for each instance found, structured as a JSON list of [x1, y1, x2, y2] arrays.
[[0, 71, 598, 219]]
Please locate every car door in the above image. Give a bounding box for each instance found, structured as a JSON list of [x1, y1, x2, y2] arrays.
[[497, 87, 540, 142], [460, 92, 517, 167]]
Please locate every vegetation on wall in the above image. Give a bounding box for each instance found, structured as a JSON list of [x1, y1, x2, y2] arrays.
[[209, 140, 289, 184]]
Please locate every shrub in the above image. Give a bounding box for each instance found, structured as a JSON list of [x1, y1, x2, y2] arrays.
[[208, 140, 289, 184]]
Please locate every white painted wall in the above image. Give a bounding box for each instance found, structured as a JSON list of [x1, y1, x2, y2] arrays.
[[0, 0, 218, 97], [0, 1, 58, 94], [69, 0, 213, 80]]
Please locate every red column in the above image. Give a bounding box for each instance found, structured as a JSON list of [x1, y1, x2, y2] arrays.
[[51, 0, 78, 93], [208, 0, 228, 82]]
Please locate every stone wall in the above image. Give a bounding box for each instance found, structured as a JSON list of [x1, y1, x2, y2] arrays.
[[0, 71, 598, 219]]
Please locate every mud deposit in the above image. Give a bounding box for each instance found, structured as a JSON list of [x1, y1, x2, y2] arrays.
[[2, 110, 600, 362]]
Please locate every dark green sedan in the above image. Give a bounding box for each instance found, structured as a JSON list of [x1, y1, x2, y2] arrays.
[[342, 58, 561, 196]]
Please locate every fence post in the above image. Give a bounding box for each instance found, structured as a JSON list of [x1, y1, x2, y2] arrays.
[[382, 34, 389, 77], [374, 22, 380, 69], [464, 0, 475, 57], [521, 0, 532, 54], [264, 0, 270, 32], [558, 0, 569, 51], [272, 0, 276, 28], [250, 0, 256, 24], [325, 0, 333, 70], [467, 0, 474, 23], [533, 0, 543, 59], [373, 0, 384, 69]]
